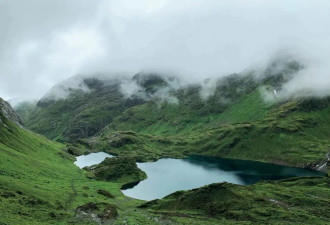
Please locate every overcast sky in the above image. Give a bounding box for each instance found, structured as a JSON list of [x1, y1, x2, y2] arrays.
[[1, 0, 330, 100]]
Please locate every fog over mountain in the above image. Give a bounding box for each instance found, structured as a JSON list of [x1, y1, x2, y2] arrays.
[[1, 0, 330, 101]]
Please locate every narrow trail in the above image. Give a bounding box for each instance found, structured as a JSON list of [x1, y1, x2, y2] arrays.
[[64, 179, 78, 210], [64, 170, 81, 210]]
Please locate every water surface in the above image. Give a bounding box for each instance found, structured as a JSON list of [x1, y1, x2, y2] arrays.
[[122, 156, 324, 201], [75, 152, 113, 168]]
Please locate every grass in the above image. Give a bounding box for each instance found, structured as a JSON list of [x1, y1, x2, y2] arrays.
[[6, 65, 330, 224], [86, 156, 147, 183], [0, 109, 158, 224], [83, 91, 330, 168], [142, 177, 330, 225], [2, 95, 330, 224], [20, 68, 330, 167], [19, 83, 141, 142]]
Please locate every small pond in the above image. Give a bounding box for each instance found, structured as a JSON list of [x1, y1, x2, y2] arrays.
[[74, 152, 113, 168]]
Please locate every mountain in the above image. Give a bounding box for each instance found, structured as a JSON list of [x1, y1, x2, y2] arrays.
[[16, 58, 330, 168], [0, 97, 83, 223], [0, 97, 182, 224], [2, 96, 330, 224], [12, 100, 37, 123], [16, 76, 146, 142], [0, 97, 23, 127], [15, 72, 184, 143]]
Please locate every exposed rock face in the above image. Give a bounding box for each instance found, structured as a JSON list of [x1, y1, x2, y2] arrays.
[[0, 97, 23, 127], [305, 153, 329, 173], [75, 202, 118, 223]]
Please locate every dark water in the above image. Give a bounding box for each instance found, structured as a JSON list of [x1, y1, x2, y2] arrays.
[[122, 156, 325, 201]]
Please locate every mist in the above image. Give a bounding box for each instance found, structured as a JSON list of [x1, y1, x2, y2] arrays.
[[1, 0, 330, 101]]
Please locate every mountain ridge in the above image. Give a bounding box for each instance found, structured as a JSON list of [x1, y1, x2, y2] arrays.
[[2, 57, 330, 224], [14, 58, 330, 168]]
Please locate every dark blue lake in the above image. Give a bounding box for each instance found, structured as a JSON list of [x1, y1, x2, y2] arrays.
[[122, 156, 325, 200]]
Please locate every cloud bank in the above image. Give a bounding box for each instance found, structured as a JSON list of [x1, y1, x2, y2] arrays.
[[1, 0, 330, 101]]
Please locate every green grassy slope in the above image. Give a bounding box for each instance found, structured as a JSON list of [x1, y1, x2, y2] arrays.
[[100, 88, 271, 136], [16, 68, 268, 142], [19, 78, 144, 142], [98, 60, 301, 137], [0, 99, 167, 224], [2, 99, 330, 225], [17, 58, 330, 167], [18, 59, 304, 146], [88, 90, 330, 167]]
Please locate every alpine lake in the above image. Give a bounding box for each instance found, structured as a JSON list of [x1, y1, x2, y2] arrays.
[[75, 153, 325, 201]]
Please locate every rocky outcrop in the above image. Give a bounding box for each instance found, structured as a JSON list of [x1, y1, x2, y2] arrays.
[[305, 153, 329, 173], [85, 156, 147, 183], [0, 97, 23, 127], [75, 202, 118, 223]]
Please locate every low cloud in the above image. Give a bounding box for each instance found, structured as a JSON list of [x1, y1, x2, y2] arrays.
[[280, 67, 330, 99], [120, 73, 181, 105], [199, 78, 218, 100], [120, 79, 143, 99], [41, 75, 92, 101]]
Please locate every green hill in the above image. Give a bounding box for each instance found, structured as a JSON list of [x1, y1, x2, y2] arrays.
[[15, 58, 330, 168], [0, 97, 159, 224], [2, 96, 330, 224], [17, 77, 145, 142]]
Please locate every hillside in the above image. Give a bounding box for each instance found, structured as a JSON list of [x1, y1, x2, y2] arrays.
[[16, 77, 145, 142], [83, 95, 330, 168], [15, 60, 327, 166], [15, 59, 330, 168], [0, 97, 162, 224], [16, 59, 301, 140], [2, 96, 330, 224], [141, 177, 330, 224], [3, 0, 330, 224]]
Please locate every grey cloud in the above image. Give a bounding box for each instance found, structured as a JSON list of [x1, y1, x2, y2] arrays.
[[1, 0, 330, 101]]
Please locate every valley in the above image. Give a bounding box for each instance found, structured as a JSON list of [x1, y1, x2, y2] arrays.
[[2, 1, 330, 224], [1, 58, 329, 224]]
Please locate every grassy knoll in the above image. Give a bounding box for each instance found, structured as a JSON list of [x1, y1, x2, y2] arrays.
[[85, 156, 147, 183]]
